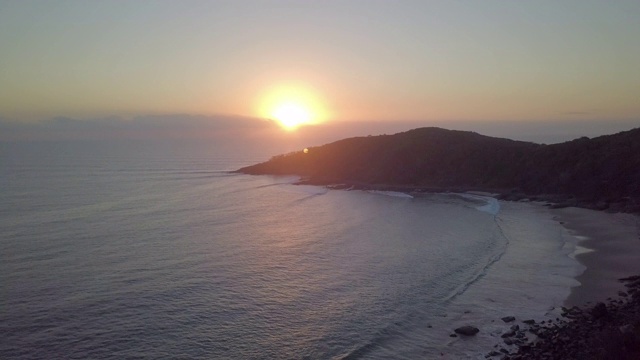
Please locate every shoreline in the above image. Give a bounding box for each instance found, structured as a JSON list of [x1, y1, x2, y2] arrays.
[[497, 276, 640, 359], [314, 179, 640, 308], [550, 207, 640, 307], [292, 178, 640, 214], [265, 177, 640, 357], [449, 200, 640, 358]]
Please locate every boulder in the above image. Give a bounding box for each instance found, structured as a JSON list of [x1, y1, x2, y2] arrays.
[[501, 330, 516, 338], [454, 326, 480, 336], [591, 302, 608, 319], [501, 316, 516, 323]]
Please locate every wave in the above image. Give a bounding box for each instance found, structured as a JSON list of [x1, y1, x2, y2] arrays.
[[443, 217, 510, 303], [334, 206, 510, 359], [337, 331, 390, 360], [452, 193, 501, 215], [366, 190, 414, 199], [292, 191, 328, 204]]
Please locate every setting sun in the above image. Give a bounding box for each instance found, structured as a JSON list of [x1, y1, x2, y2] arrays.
[[272, 102, 311, 130], [258, 84, 328, 131]]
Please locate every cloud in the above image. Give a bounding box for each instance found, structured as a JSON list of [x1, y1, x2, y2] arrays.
[[560, 110, 600, 116], [0, 114, 280, 141]]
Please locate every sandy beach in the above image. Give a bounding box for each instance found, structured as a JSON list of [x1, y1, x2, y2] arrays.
[[498, 205, 640, 359], [551, 207, 640, 307]]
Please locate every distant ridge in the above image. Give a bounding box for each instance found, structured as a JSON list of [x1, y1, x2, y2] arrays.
[[237, 127, 640, 212]]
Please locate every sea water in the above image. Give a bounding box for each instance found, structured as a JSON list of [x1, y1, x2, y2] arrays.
[[0, 142, 581, 359]]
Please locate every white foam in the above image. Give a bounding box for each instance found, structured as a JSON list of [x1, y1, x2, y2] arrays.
[[456, 193, 501, 215], [367, 190, 414, 199], [476, 197, 500, 215], [565, 233, 593, 259], [572, 245, 595, 257], [433, 201, 583, 358]]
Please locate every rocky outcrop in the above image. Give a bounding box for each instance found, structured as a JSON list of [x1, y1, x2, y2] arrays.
[[237, 127, 640, 213], [489, 275, 640, 359]]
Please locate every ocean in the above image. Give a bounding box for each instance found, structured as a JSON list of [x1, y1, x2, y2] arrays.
[[0, 141, 582, 359]]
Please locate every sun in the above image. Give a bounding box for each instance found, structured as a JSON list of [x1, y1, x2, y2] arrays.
[[258, 84, 328, 131], [272, 102, 312, 131]]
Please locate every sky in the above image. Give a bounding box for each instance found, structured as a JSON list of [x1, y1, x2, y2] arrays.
[[1, 0, 639, 144]]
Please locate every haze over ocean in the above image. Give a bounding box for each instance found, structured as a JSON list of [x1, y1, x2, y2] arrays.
[[1, 143, 580, 359]]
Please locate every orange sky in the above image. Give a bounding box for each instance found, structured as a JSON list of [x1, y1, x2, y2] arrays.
[[1, 1, 639, 128]]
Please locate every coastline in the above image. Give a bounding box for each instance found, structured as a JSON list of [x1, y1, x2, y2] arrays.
[[497, 205, 640, 359], [294, 178, 640, 214], [317, 179, 640, 308], [441, 200, 640, 358], [280, 180, 640, 357], [551, 207, 640, 307], [243, 176, 640, 357]]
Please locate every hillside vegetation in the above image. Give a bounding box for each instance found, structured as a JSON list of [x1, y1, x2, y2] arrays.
[[237, 127, 640, 212]]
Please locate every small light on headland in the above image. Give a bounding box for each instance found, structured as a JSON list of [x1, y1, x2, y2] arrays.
[[303, 148, 309, 154]]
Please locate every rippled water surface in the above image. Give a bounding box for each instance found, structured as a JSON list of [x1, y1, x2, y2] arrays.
[[0, 143, 579, 359]]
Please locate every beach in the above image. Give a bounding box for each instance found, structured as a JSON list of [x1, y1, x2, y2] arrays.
[[495, 205, 640, 359], [552, 207, 640, 307]]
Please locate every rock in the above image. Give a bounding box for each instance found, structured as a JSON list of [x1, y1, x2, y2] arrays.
[[619, 324, 633, 334], [591, 302, 608, 319], [620, 275, 640, 282], [618, 291, 628, 297], [454, 326, 480, 336], [501, 330, 516, 338], [501, 316, 516, 323], [493, 273, 640, 359], [449, 333, 458, 337], [488, 350, 501, 356]]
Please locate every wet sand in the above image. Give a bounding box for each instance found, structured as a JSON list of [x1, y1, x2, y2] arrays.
[[551, 207, 640, 307]]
